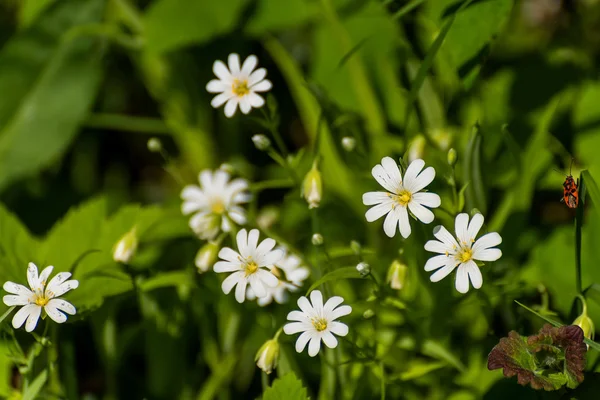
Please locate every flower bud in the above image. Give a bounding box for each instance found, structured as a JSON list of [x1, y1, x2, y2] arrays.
[[195, 242, 219, 273], [255, 339, 279, 374], [573, 301, 595, 347], [219, 163, 235, 174], [252, 134, 271, 151], [147, 138, 162, 153], [356, 262, 370, 277], [350, 240, 361, 255], [363, 309, 375, 319], [387, 260, 408, 290], [341, 137, 356, 152], [311, 233, 323, 246], [447, 148, 457, 167], [113, 227, 138, 263], [407, 135, 426, 162], [302, 161, 322, 209]]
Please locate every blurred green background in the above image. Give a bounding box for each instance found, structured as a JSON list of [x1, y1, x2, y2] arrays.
[[1, 0, 600, 399]]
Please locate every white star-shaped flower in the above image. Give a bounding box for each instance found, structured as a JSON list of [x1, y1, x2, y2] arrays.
[[214, 229, 283, 303], [283, 290, 351, 357], [206, 53, 272, 118], [3, 263, 79, 332], [247, 248, 310, 306], [363, 157, 441, 238], [424, 213, 502, 293], [181, 169, 251, 240]]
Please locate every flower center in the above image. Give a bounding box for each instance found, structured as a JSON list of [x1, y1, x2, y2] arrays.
[[232, 79, 250, 97], [211, 200, 225, 214], [34, 295, 49, 307], [312, 318, 328, 332], [393, 190, 412, 206], [271, 266, 282, 279], [245, 261, 259, 276], [457, 248, 473, 263]]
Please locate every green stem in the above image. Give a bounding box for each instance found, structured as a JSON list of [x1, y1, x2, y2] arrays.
[[261, 372, 270, 392], [575, 173, 586, 294], [380, 361, 386, 400], [250, 179, 295, 192]]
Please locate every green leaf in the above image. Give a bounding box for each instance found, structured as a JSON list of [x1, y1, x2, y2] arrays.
[[22, 370, 47, 400], [0, 307, 15, 325], [0, 0, 105, 192], [582, 170, 600, 205], [139, 271, 195, 292], [263, 372, 308, 400], [463, 125, 487, 214], [422, 340, 465, 372], [143, 0, 247, 54], [245, 0, 320, 35], [399, 360, 447, 381], [392, 0, 426, 20], [306, 266, 363, 294]]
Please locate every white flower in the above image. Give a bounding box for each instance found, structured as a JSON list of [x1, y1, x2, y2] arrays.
[[181, 169, 251, 240], [214, 229, 283, 303], [424, 213, 502, 293], [283, 290, 351, 357], [363, 157, 440, 238], [206, 53, 272, 118], [247, 249, 310, 306], [2, 263, 79, 332], [113, 226, 138, 263]]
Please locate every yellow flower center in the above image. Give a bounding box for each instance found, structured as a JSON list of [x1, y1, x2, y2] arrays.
[[271, 267, 282, 279], [35, 295, 49, 307], [392, 190, 412, 207], [232, 79, 250, 97], [458, 248, 473, 263], [245, 261, 259, 276], [211, 200, 225, 214], [312, 318, 328, 332]]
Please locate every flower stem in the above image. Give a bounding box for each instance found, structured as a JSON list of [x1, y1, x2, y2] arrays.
[[380, 361, 386, 400], [575, 172, 586, 294], [261, 371, 270, 391]]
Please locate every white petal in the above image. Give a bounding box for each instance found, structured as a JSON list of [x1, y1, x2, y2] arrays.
[[261, 249, 283, 267], [474, 248, 502, 262], [3, 295, 29, 306], [408, 200, 435, 224], [222, 271, 243, 294], [464, 260, 483, 289], [323, 296, 344, 315], [213, 60, 232, 82], [234, 279, 247, 303], [47, 280, 78, 298], [329, 321, 349, 336], [455, 264, 470, 293], [432, 225, 460, 249], [412, 192, 441, 208], [228, 208, 247, 225], [3, 282, 33, 297], [287, 310, 309, 322], [330, 305, 352, 320], [241, 55, 258, 76], [24, 305, 41, 332], [248, 275, 266, 298], [365, 202, 392, 223], [228, 53, 241, 76], [424, 255, 449, 272], [398, 206, 411, 239], [294, 331, 312, 353], [224, 97, 239, 118], [214, 261, 240, 273], [211, 92, 234, 108], [297, 296, 314, 316], [310, 290, 323, 315], [406, 166, 435, 193], [256, 269, 279, 288], [47, 298, 76, 315], [424, 239, 450, 254], [27, 262, 39, 290], [454, 213, 470, 244], [383, 208, 400, 238], [254, 237, 275, 260], [239, 97, 252, 114], [38, 266, 54, 287], [322, 332, 338, 349], [401, 159, 425, 191], [247, 92, 264, 108], [248, 68, 267, 86], [236, 229, 249, 258], [284, 322, 309, 334], [12, 304, 36, 329], [246, 229, 260, 253], [46, 272, 72, 295], [381, 157, 402, 186], [199, 170, 213, 190], [363, 191, 390, 206], [467, 213, 484, 241], [218, 247, 240, 263], [308, 336, 321, 357], [206, 79, 229, 93], [251, 80, 272, 92], [44, 303, 67, 324], [372, 161, 399, 193], [473, 232, 502, 252], [429, 261, 457, 282]]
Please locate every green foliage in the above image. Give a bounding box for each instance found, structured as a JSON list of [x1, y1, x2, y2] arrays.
[[263, 373, 308, 400]]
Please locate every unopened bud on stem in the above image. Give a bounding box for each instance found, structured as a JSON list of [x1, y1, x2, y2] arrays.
[[255, 339, 279, 374], [302, 161, 322, 209], [113, 227, 138, 263]]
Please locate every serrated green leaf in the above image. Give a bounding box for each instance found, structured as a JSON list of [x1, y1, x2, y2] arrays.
[[0, 0, 105, 192], [306, 266, 362, 294], [22, 370, 47, 400], [263, 372, 308, 400]]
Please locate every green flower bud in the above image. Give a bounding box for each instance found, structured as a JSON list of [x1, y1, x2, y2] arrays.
[[252, 134, 271, 151], [219, 163, 235, 174], [147, 138, 162, 153], [356, 262, 370, 277], [195, 242, 219, 273], [255, 339, 279, 374], [350, 240, 361, 255], [363, 309, 375, 319], [341, 137, 356, 152], [311, 233, 324, 246], [447, 148, 457, 167], [113, 227, 138, 263], [387, 260, 408, 290], [302, 161, 322, 209], [573, 300, 595, 347]]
